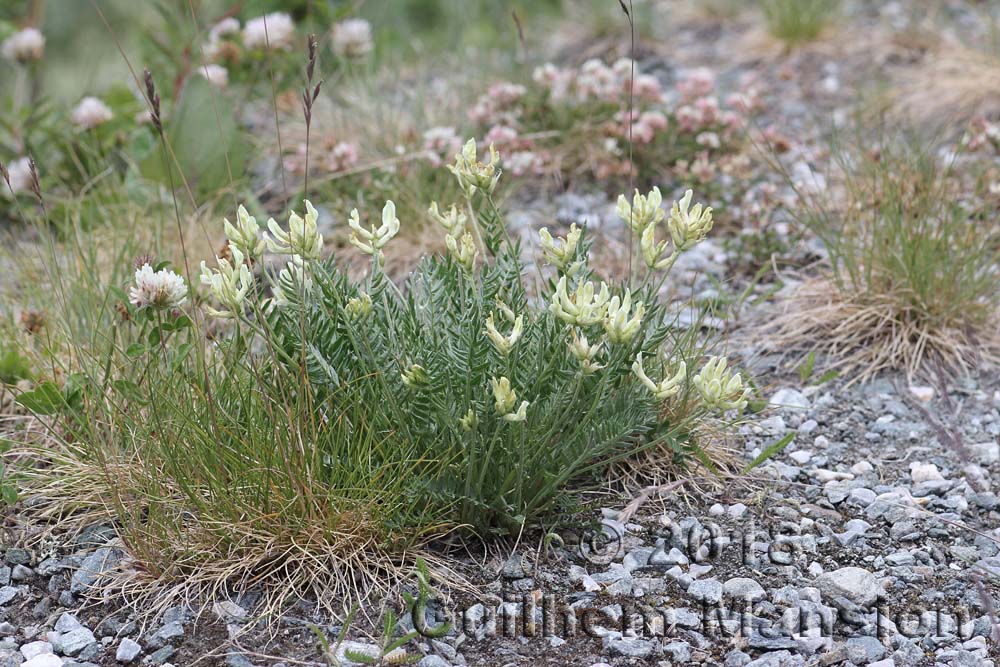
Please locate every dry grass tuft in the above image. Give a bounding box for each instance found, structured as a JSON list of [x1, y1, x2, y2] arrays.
[[761, 276, 1000, 385], [756, 133, 1000, 384], [16, 441, 465, 628], [894, 43, 1000, 129]]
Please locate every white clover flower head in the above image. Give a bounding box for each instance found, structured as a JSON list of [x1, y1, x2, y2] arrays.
[[4, 157, 33, 196], [693, 356, 749, 412], [538, 224, 582, 272], [224, 205, 265, 259], [345, 291, 373, 319], [549, 276, 610, 327], [348, 200, 401, 265], [2, 27, 44, 63], [448, 138, 501, 198], [428, 201, 467, 238], [632, 352, 686, 400], [422, 126, 462, 166], [491, 376, 528, 423], [199, 246, 251, 318], [243, 12, 295, 50], [401, 363, 428, 388], [331, 18, 373, 58], [445, 232, 478, 273], [209, 17, 241, 40], [616, 186, 664, 233], [197, 63, 229, 88], [668, 189, 714, 251], [273, 255, 312, 306], [266, 200, 324, 260], [568, 330, 604, 374], [459, 408, 478, 431], [71, 97, 113, 130], [129, 263, 187, 310], [603, 290, 644, 344], [484, 311, 524, 356]]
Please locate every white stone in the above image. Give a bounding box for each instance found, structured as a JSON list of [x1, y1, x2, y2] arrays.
[[851, 461, 873, 475], [21, 642, 54, 660], [22, 655, 63, 667], [908, 385, 934, 402], [969, 441, 999, 465], [909, 461, 945, 483], [769, 388, 811, 410], [789, 450, 813, 465], [116, 638, 142, 663], [814, 567, 881, 607]]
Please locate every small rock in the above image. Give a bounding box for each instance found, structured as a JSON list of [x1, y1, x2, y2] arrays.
[[723, 577, 766, 602], [143, 645, 174, 665], [70, 547, 122, 594], [225, 652, 254, 667], [0, 587, 17, 606], [10, 565, 32, 582], [116, 639, 142, 663], [606, 637, 654, 658], [814, 567, 880, 607], [22, 655, 63, 667], [55, 615, 83, 633], [908, 385, 934, 402], [789, 450, 812, 465], [845, 635, 887, 663], [687, 578, 723, 604], [49, 627, 96, 657], [417, 657, 449, 667], [21, 642, 53, 660], [968, 441, 999, 465], [851, 461, 873, 475], [5, 549, 31, 566], [728, 503, 748, 519], [500, 553, 528, 579], [909, 462, 944, 483], [769, 388, 810, 410], [212, 601, 247, 622]]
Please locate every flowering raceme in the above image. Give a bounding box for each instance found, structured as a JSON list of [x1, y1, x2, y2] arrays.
[[668, 189, 714, 251], [693, 356, 749, 411], [224, 205, 265, 259], [348, 200, 400, 265], [266, 200, 324, 260], [617, 187, 664, 234], [200, 247, 252, 319], [632, 353, 686, 400], [538, 225, 581, 272], [550, 277, 610, 327], [568, 330, 604, 374], [490, 377, 528, 423], [445, 233, 477, 273], [484, 307, 523, 356], [448, 139, 501, 197], [603, 290, 644, 344], [129, 264, 187, 310]]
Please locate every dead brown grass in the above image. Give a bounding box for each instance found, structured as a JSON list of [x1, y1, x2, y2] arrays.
[[894, 43, 1000, 128], [758, 275, 1000, 385], [14, 440, 466, 629]]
